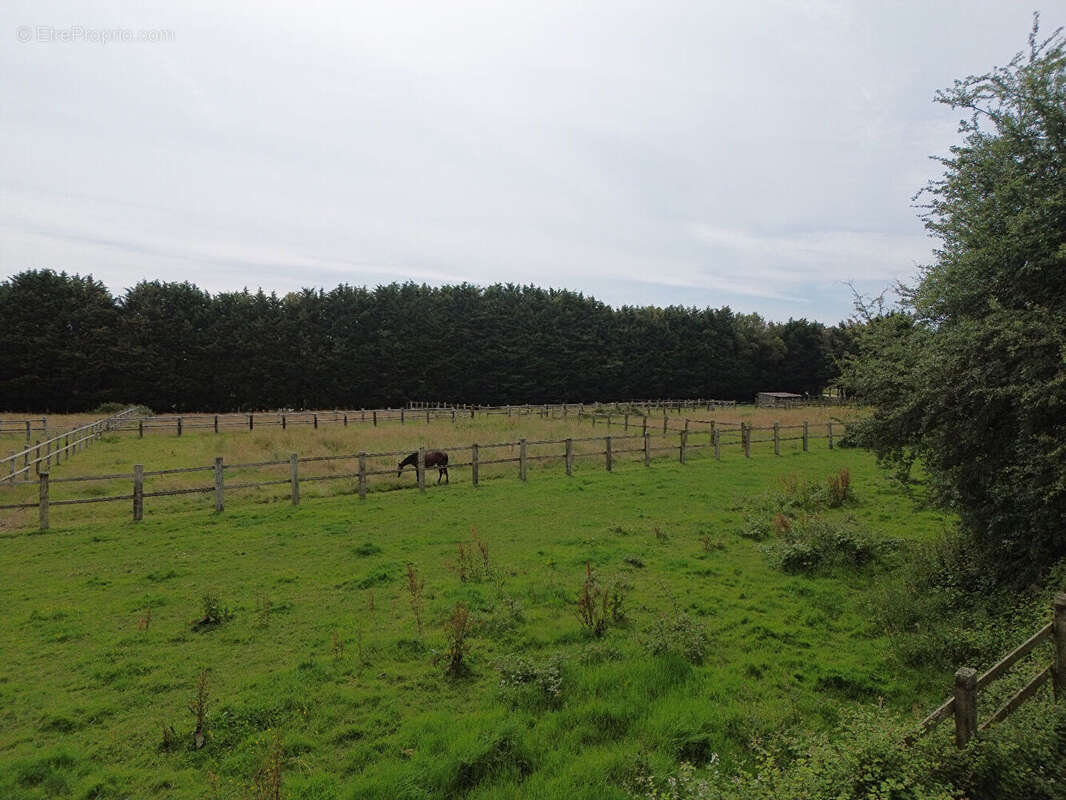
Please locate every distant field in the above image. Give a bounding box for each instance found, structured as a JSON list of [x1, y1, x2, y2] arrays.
[[0, 407, 859, 532], [0, 435, 957, 800]]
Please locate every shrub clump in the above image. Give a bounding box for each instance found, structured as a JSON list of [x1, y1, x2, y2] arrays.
[[496, 653, 564, 706], [643, 611, 709, 665], [192, 593, 233, 629], [765, 517, 893, 575]]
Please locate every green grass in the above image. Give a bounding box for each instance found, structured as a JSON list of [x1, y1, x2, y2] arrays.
[[0, 445, 954, 799]]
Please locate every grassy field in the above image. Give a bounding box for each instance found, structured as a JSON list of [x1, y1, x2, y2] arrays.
[[0, 418, 960, 799], [0, 407, 856, 533]]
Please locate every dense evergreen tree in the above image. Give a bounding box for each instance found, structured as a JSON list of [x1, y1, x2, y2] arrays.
[[0, 269, 843, 412], [0, 270, 120, 412]]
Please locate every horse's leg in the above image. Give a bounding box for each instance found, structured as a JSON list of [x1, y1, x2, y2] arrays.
[[444, 467, 449, 484]]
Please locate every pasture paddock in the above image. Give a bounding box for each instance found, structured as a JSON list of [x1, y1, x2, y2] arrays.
[[0, 445, 958, 800], [0, 407, 857, 532]]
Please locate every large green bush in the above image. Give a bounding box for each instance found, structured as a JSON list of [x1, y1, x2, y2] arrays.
[[843, 19, 1066, 585]]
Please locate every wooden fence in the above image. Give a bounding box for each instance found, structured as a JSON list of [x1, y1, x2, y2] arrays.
[[406, 398, 740, 412], [96, 400, 744, 438], [0, 420, 848, 530], [59, 394, 850, 442], [0, 408, 138, 484], [915, 593, 1066, 747], [0, 418, 49, 442]]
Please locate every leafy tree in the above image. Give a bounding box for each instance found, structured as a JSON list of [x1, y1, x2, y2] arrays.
[[845, 17, 1066, 583]]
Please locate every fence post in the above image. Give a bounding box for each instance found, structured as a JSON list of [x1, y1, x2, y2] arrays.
[[605, 436, 613, 472], [1053, 593, 1066, 701], [249, 414, 254, 431], [426, 410, 431, 424], [953, 667, 978, 748], [743, 424, 751, 458], [25, 420, 30, 443], [34, 441, 40, 474], [214, 415, 219, 434], [520, 438, 528, 481], [773, 422, 780, 455], [373, 410, 378, 427], [358, 453, 367, 498], [39, 471, 49, 530], [713, 427, 721, 460], [802, 421, 809, 452], [451, 409, 456, 424], [214, 456, 224, 514], [361, 408, 366, 422], [642, 416, 647, 437], [133, 464, 144, 521], [662, 415, 668, 435], [417, 446, 426, 493], [680, 430, 688, 463], [565, 438, 573, 475], [314, 413, 319, 429], [290, 453, 300, 505], [644, 433, 650, 466], [178, 417, 183, 436], [472, 443, 480, 486], [137, 419, 143, 438], [827, 422, 834, 449]]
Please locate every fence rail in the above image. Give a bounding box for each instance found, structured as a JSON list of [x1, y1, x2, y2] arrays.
[[0, 418, 48, 442], [0, 420, 849, 530], [85, 396, 852, 444], [915, 594, 1066, 747], [0, 408, 138, 484]]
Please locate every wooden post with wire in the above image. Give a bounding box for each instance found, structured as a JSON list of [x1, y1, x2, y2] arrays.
[[214, 457, 224, 513], [39, 471, 50, 531], [133, 464, 144, 521]]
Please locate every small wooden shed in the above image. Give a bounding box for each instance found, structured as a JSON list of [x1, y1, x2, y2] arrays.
[[756, 392, 803, 409]]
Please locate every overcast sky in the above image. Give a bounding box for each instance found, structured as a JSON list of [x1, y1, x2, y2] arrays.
[[0, 1, 1047, 322]]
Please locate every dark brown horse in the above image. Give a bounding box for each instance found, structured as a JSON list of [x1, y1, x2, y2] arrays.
[[397, 450, 449, 484]]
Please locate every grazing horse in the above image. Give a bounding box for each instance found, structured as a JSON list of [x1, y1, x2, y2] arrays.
[[397, 450, 449, 484]]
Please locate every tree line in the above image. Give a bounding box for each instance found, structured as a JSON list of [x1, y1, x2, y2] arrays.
[[0, 271, 854, 413]]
